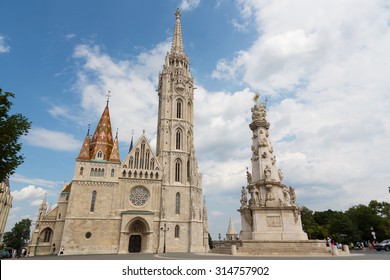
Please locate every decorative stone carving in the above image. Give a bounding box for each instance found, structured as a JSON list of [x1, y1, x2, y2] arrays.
[[246, 169, 252, 184], [265, 184, 275, 202], [278, 169, 284, 181], [266, 216, 281, 227], [240, 186, 248, 207], [240, 206, 253, 227], [289, 186, 297, 206], [282, 186, 290, 205], [264, 165, 271, 179]]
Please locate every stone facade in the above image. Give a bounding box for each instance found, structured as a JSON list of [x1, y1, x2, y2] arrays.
[[0, 179, 13, 241], [28, 9, 209, 256]]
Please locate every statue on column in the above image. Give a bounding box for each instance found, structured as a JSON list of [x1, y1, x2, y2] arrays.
[[240, 186, 248, 207]]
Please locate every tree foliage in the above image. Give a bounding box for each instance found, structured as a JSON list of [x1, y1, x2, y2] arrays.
[[0, 88, 31, 183], [301, 200, 389, 244], [2, 218, 32, 250]]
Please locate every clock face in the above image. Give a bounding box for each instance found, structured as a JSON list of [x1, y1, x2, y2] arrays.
[[129, 186, 149, 206]]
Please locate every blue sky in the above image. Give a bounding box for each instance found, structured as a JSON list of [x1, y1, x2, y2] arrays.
[[1, 0, 390, 240]]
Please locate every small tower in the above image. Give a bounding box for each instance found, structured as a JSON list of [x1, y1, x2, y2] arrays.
[[226, 217, 238, 241]]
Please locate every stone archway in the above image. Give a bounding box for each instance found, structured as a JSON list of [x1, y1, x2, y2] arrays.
[[127, 218, 149, 253]]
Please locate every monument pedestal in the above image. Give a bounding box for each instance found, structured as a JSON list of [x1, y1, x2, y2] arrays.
[[251, 206, 308, 241]]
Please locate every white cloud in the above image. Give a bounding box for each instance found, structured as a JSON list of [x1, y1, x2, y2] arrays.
[[180, 0, 200, 11], [24, 127, 81, 151], [65, 33, 76, 40], [210, 0, 390, 211], [40, 2, 390, 237], [0, 35, 10, 53], [10, 174, 61, 188], [72, 41, 170, 142], [11, 185, 46, 202]]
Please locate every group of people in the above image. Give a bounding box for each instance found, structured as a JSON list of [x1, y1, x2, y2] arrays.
[[325, 237, 342, 249], [350, 240, 377, 250]]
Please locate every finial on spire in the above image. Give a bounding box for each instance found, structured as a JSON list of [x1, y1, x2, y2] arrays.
[[106, 90, 111, 105], [175, 8, 181, 19], [129, 130, 134, 153], [87, 124, 90, 136]]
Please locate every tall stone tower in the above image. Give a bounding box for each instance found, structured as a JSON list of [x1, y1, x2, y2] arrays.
[[28, 9, 208, 256], [155, 8, 207, 252], [239, 95, 308, 241]]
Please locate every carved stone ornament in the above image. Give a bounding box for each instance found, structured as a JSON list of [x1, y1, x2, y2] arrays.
[[240, 186, 248, 207]]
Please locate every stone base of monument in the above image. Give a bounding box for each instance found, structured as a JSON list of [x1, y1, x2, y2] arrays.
[[212, 240, 334, 256]]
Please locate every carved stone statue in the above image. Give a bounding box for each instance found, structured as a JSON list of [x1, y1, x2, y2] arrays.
[[282, 186, 290, 205], [240, 186, 248, 207], [264, 165, 271, 179], [289, 186, 297, 206], [278, 169, 284, 181], [246, 170, 252, 184]]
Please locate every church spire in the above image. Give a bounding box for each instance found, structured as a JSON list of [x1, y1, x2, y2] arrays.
[[76, 125, 91, 161], [170, 8, 185, 55], [89, 102, 114, 161], [108, 129, 120, 163], [128, 131, 134, 153]]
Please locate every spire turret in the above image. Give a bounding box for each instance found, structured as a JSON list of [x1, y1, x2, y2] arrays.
[[129, 131, 134, 153], [76, 126, 91, 160], [89, 103, 114, 161], [226, 217, 238, 240], [108, 130, 120, 163], [170, 8, 185, 56]]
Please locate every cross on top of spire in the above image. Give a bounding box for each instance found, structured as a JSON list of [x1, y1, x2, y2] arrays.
[[106, 90, 111, 105], [175, 8, 181, 19]]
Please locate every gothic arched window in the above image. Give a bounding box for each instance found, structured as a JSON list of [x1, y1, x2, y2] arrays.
[[129, 157, 134, 169], [97, 151, 103, 159], [175, 192, 180, 214], [43, 228, 52, 243], [135, 148, 140, 169], [90, 191, 97, 212], [175, 159, 181, 182], [176, 99, 183, 119], [176, 129, 181, 150], [175, 225, 180, 238], [80, 167, 84, 175]]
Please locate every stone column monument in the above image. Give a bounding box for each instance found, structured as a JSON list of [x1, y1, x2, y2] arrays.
[[239, 94, 308, 241]]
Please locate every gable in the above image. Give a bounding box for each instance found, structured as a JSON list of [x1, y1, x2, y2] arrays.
[[120, 134, 162, 179]]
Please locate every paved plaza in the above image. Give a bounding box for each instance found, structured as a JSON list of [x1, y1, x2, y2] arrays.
[[3, 249, 389, 261]]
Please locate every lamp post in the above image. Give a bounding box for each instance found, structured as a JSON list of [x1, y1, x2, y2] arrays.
[[160, 223, 169, 253]]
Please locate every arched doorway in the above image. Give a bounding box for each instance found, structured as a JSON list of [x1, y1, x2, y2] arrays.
[[129, 235, 142, 252], [127, 219, 148, 253]]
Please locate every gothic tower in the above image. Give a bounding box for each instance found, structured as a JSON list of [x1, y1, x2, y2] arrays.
[[156, 8, 206, 252]]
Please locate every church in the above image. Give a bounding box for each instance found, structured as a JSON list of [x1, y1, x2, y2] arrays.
[[28, 9, 209, 255]]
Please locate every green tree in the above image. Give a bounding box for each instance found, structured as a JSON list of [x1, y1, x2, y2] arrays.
[[345, 204, 383, 241], [0, 88, 31, 185], [2, 218, 32, 251]]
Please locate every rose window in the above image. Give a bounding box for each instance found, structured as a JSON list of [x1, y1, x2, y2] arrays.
[[129, 186, 149, 206]]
